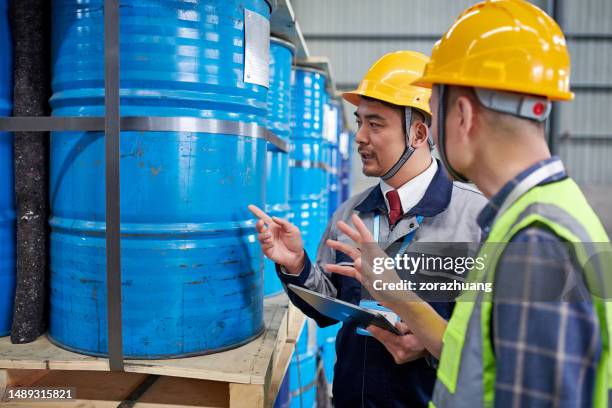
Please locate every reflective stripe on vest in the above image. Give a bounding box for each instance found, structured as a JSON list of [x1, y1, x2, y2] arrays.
[[431, 177, 612, 408]]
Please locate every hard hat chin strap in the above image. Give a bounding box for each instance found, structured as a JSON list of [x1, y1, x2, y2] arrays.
[[437, 84, 469, 183], [380, 106, 435, 181], [426, 128, 435, 150], [380, 107, 415, 180]]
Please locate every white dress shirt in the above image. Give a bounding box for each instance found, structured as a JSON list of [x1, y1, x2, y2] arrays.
[[380, 159, 438, 213]]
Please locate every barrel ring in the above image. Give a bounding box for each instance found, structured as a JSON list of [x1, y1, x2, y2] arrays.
[[289, 159, 331, 172], [270, 36, 297, 56], [0, 116, 289, 152]]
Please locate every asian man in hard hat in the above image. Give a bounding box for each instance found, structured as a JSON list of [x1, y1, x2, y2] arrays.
[[249, 50, 486, 407]]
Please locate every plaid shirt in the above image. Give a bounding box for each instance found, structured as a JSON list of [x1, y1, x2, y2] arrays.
[[477, 157, 602, 407]]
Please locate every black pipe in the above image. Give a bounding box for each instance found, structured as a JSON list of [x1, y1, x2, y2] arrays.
[[9, 0, 51, 344]]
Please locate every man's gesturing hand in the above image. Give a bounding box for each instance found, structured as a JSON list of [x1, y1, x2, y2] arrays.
[[248, 204, 305, 275], [325, 214, 411, 305]]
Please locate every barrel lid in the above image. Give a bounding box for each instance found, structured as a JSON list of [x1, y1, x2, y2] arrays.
[[271, 36, 296, 56], [295, 65, 328, 78]]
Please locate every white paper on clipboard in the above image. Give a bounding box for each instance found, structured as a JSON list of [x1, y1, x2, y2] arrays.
[[244, 9, 270, 88]]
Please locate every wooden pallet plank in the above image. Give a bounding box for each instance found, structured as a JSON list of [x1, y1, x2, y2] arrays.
[[0, 296, 304, 407], [229, 383, 264, 408], [0, 298, 289, 384], [0, 400, 119, 408], [0, 369, 148, 407], [1, 368, 49, 391], [136, 376, 228, 408], [0, 337, 107, 371], [266, 304, 304, 407], [250, 302, 285, 385]]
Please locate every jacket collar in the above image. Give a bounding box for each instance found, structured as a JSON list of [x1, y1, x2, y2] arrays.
[[355, 159, 453, 217]]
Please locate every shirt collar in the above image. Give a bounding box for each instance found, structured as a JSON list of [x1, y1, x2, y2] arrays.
[[355, 158, 453, 217], [380, 159, 438, 214], [477, 156, 568, 236]]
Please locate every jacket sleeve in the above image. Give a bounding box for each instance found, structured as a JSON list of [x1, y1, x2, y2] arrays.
[[276, 215, 342, 327]]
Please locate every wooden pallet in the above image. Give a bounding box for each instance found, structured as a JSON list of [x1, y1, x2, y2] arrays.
[[0, 295, 304, 408]]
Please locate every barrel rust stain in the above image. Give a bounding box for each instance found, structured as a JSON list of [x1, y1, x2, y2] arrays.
[[186, 280, 203, 285], [121, 144, 145, 159]]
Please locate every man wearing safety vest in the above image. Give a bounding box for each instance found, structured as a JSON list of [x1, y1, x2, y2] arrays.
[[326, 1, 612, 407], [249, 51, 486, 406]]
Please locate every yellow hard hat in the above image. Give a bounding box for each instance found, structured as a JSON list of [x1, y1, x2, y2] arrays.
[[413, 0, 574, 101], [343, 50, 432, 115]]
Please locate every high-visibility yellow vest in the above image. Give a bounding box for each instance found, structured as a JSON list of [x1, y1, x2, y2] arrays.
[[430, 178, 612, 407]]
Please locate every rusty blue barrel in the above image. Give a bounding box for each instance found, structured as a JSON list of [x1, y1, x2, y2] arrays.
[[49, 0, 271, 358], [0, 0, 14, 337], [264, 37, 294, 297], [289, 66, 327, 257]]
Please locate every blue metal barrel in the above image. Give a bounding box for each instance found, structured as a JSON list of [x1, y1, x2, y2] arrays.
[[320, 139, 329, 227], [339, 130, 354, 203], [318, 96, 331, 230], [289, 67, 327, 257], [289, 350, 317, 408], [296, 318, 318, 355], [325, 101, 342, 218], [0, 0, 15, 337], [274, 369, 291, 408], [317, 322, 341, 385], [49, 0, 271, 358], [264, 37, 294, 297], [289, 323, 317, 408]]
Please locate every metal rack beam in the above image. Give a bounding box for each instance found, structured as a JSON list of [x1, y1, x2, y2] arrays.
[[104, 0, 123, 373], [270, 0, 310, 59]]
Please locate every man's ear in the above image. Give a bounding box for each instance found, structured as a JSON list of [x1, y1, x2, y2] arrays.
[[410, 121, 430, 148], [455, 95, 476, 140]]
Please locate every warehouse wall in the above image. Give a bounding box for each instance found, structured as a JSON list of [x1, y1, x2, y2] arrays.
[[293, 0, 612, 196], [556, 0, 612, 185]]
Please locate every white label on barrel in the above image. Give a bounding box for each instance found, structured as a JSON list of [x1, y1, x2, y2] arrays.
[[244, 9, 270, 88], [324, 104, 338, 143]]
